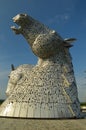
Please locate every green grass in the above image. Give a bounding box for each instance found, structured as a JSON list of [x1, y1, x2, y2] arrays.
[[80, 102, 86, 106]]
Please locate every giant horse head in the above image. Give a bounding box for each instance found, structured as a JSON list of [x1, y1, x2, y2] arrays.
[[11, 14, 76, 59]]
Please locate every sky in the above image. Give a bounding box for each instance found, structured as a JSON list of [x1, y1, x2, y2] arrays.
[[0, 0, 86, 102]]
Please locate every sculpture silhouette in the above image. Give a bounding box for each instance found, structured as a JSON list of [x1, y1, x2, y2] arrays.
[[0, 14, 81, 118]]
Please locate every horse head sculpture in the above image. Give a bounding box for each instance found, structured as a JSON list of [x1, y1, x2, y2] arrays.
[[0, 14, 81, 118]]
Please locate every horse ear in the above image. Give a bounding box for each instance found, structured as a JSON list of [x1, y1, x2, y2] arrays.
[[63, 38, 76, 48], [11, 64, 15, 71]]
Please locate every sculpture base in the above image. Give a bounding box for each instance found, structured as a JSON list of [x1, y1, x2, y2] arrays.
[[0, 99, 81, 118]]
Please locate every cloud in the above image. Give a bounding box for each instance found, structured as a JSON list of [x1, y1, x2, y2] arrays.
[[0, 70, 9, 79], [76, 73, 86, 87], [75, 73, 86, 102], [46, 0, 78, 26], [47, 13, 70, 25], [56, 13, 70, 22], [0, 70, 9, 99]]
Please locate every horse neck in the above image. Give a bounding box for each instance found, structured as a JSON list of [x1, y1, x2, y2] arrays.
[[37, 48, 72, 68]]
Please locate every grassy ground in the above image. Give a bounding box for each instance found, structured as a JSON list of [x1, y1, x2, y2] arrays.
[[80, 102, 86, 106]]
